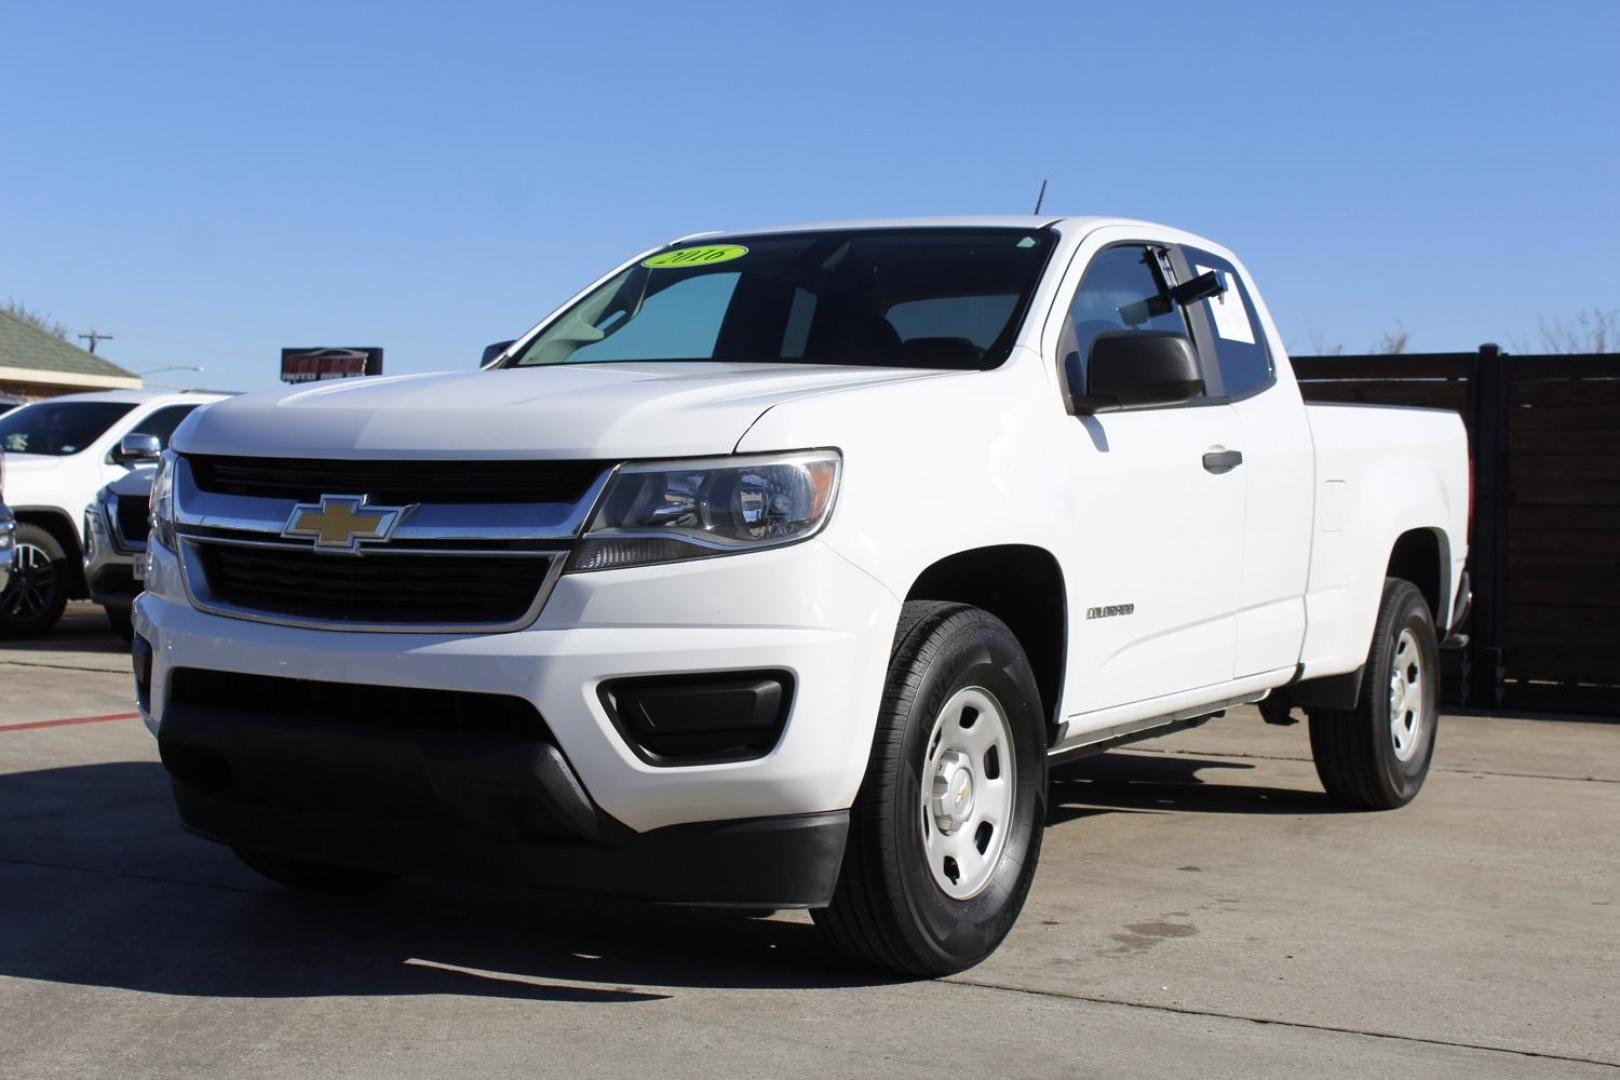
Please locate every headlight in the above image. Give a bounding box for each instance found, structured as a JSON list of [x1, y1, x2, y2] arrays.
[[150, 449, 178, 551], [569, 450, 841, 572]]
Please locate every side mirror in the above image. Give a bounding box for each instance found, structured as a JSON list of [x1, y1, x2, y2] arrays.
[[481, 340, 516, 366], [116, 432, 162, 464], [1072, 332, 1204, 413]]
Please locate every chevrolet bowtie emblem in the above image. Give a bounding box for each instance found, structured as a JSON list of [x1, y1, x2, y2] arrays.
[[282, 495, 408, 553]]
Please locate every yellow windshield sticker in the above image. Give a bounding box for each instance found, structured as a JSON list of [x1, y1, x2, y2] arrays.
[[642, 244, 748, 269]]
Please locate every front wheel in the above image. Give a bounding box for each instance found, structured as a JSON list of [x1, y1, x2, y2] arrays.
[[0, 523, 70, 639], [1309, 578, 1439, 809], [813, 602, 1047, 976]]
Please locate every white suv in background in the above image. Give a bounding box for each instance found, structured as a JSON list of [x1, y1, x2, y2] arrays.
[[0, 452, 14, 597], [0, 390, 226, 637]]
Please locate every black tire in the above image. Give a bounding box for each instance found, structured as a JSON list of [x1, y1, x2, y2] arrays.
[[1309, 578, 1439, 810], [232, 848, 397, 893], [0, 523, 70, 639], [813, 601, 1047, 976], [105, 608, 135, 643]]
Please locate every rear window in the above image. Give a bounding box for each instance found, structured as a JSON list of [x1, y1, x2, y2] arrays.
[[0, 401, 136, 456]]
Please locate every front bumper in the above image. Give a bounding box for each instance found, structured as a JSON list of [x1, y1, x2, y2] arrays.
[[83, 499, 141, 611], [135, 537, 898, 902]]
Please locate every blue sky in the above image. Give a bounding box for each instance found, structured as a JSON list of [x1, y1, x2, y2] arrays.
[[3, 0, 1616, 391]]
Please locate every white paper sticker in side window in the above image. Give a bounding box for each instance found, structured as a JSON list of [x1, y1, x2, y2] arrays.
[[1197, 265, 1256, 345]]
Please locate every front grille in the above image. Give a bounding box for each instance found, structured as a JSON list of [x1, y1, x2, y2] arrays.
[[168, 668, 546, 736], [192, 542, 555, 626], [186, 454, 606, 505], [113, 495, 150, 545]]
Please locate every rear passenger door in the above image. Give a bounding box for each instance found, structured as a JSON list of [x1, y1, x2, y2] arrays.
[[1176, 246, 1314, 679], [1055, 242, 1246, 722]]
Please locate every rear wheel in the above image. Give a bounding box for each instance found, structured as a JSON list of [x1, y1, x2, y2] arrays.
[[813, 601, 1047, 976], [232, 848, 396, 892], [1309, 578, 1439, 809], [0, 524, 70, 639]]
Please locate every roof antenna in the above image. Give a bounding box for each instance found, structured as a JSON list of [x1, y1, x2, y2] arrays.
[[1032, 179, 1048, 215]]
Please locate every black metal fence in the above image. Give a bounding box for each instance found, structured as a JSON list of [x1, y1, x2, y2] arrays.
[[1292, 345, 1620, 717]]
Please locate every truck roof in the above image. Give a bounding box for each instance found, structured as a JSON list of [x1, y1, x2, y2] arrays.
[[673, 215, 1237, 275], [675, 214, 1129, 243]]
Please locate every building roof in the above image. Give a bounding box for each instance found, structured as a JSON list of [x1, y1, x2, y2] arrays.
[[0, 310, 141, 390]]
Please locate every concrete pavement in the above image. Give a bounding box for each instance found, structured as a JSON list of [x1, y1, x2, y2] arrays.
[[0, 605, 1615, 1078]]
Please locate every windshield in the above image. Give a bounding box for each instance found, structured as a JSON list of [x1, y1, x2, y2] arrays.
[[505, 228, 1057, 370], [0, 401, 136, 456]]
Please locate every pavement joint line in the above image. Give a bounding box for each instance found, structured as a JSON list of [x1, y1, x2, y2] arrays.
[[0, 659, 130, 676], [0, 853, 270, 897], [1120, 746, 1620, 785], [944, 976, 1620, 1070]]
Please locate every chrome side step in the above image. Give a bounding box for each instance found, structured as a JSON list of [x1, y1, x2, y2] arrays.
[[1048, 691, 1268, 767]]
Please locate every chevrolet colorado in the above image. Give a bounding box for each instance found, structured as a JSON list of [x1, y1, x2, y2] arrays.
[[134, 217, 1469, 975]]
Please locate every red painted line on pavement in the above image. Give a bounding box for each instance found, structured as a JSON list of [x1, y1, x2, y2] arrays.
[[0, 711, 140, 734]]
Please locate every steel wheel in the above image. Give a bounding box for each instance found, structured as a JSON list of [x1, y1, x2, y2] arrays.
[[4, 542, 57, 619], [1388, 628, 1426, 762], [814, 601, 1046, 976], [1309, 578, 1439, 810], [920, 686, 1015, 899]]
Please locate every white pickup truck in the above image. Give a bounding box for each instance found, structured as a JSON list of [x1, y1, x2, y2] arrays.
[[135, 217, 1469, 976]]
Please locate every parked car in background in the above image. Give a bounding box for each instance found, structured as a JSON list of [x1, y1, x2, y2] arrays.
[[135, 217, 1469, 975], [0, 452, 14, 597], [84, 446, 158, 640], [0, 389, 226, 637]]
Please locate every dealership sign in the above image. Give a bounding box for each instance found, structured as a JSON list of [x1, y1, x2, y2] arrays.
[[280, 347, 383, 384]]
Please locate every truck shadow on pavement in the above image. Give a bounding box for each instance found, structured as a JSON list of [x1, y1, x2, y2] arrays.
[[0, 751, 1336, 1003], [1049, 752, 1338, 819], [0, 761, 886, 1002], [0, 604, 131, 660]]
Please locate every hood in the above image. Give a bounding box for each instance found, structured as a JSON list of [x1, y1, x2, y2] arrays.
[[175, 363, 951, 459], [102, 465, 156, 501]]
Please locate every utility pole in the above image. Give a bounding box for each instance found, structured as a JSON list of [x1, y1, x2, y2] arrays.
[[78, 329, 114, 354]]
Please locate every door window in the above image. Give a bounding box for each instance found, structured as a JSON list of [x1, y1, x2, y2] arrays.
[[127, 404, 202, 450], [1059, 245, 1196, 401], [1179, 247, 1273, 398]]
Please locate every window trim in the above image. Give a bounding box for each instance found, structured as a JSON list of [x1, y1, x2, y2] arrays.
[[1052, 240, 1229, 417], [1172, 244, 1277, 404]]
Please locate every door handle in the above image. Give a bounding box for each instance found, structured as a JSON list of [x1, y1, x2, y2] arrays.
[[1202, 449, 1243, 474]]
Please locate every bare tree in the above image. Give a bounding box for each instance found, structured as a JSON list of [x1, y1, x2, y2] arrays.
[[1375, 322, 1411, 355], [1307, 329, 1346, 356], [1, 299, 71, 340], [1537, 309, 1616, 354]]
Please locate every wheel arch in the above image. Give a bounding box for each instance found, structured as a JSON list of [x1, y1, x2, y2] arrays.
[[1386, 526, 1449, 628], [903, 544, 1067, 744]]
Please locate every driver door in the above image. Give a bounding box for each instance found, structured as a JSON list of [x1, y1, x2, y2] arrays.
[[1055, 242, 1246, 723]]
